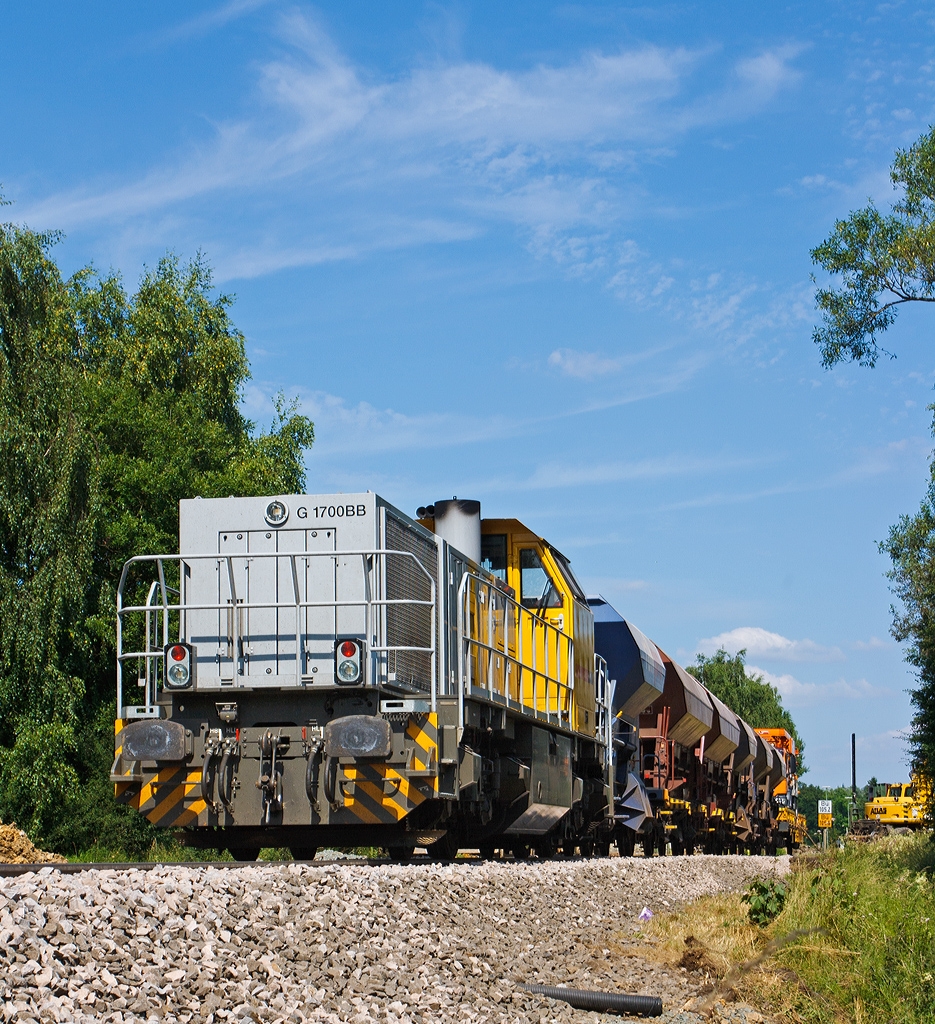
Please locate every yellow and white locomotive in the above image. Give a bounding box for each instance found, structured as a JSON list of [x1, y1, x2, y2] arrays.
[[112, 492, 802, 858]]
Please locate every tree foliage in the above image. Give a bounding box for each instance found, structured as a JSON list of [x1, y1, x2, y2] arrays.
[[810, 125, 935, 813], [881, 490, 935, 804], [0, 224, 96, 833], [815, 125, 935, 368], [689, 648, 805, 772], [0, 220, 314, 846], [811, 126, 935, 368]]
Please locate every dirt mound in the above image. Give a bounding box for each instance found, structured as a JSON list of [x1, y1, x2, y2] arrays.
[[0, 822, 66, 864]]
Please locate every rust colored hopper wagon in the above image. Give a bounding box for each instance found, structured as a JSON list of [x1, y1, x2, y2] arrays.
[[704, 691, 741, 764]]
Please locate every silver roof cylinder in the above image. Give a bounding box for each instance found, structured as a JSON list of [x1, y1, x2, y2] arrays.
[[433, 499, 481, 564]]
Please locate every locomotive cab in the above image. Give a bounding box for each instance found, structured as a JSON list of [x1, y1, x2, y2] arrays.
[[479, 519, 596, 735]]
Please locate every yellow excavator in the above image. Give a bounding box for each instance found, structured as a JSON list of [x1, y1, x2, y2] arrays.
[[850, 778, 929, 838]]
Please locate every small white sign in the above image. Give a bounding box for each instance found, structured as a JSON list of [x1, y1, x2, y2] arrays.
[[818, 800, 832, 815]]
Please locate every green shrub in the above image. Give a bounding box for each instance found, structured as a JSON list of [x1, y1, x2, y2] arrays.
[[741, 878, 788, 925]]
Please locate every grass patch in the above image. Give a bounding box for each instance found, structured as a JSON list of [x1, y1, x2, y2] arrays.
[[769, 835, 935, 1023], [68, 840, 233, 863], [640, 836, 935, 1023]]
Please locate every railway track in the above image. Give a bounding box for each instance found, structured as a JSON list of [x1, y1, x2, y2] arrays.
[[0, 847, 799, 877]]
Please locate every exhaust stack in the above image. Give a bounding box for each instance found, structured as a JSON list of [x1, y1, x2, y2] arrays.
[[420, 498, 481, 564]]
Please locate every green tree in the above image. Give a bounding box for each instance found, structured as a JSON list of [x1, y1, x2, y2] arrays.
[[689, 648, 805, 771], [811, 126, 935, 815], [0, 219, 314, 848], [0, 223, 97, 834], [811, 127, 935, 368], [880, 492, 935, 805]]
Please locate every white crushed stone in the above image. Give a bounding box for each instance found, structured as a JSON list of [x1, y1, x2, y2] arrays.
[[0, 854, 789, 1023]]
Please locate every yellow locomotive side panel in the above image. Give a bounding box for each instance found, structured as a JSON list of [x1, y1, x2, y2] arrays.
[[481, 518, 595, 737]]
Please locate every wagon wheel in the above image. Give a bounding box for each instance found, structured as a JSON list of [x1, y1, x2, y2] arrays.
[[534, 834, 558, 860], [615, 830, 636, 858]]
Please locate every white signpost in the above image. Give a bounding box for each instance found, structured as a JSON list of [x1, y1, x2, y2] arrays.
[[818, 799, 833, 847]]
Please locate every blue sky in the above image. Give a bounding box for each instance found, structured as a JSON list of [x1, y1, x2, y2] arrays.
[[5, 1, 935, 784]]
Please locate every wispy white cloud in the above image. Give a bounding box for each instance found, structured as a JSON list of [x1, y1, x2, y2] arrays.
[[854, 636, 887, 651], [514, 453, 766, 491], [153, 0, 274, 44], [548, 347, 638, 379], [253, 379, 776, 489], [699, 626, 845, 662], [748, 664, 891, 706], [661, 433, 930, 511], [17, 12, 805, 287], [245, 384, 528, 456]]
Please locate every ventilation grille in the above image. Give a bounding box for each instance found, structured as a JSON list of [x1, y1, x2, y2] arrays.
[[385, 514, 437, 693]]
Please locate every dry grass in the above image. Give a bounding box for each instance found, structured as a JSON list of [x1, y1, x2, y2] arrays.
[[641, 892, 763, 983]]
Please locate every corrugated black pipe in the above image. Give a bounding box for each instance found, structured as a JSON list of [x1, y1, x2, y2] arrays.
[[519, 983, 662, 1017]]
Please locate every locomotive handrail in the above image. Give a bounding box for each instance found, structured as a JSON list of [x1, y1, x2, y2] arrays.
[[116, 548, 437, 715], [456, 571, 575, 732]]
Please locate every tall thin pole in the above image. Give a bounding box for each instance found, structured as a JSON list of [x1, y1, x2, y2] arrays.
[[851, 732, 857, 828]]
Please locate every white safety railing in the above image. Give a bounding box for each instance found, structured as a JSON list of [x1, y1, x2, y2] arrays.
[[117, 549, 436, 717], [457, 572, 575, 731], [594, 653, 613, 792]]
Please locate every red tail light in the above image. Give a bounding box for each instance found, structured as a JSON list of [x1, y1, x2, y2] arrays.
[[335, 638, 364, 684]]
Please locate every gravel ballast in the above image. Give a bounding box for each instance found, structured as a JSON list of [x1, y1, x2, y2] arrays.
[[0, 854, 789, 1024]]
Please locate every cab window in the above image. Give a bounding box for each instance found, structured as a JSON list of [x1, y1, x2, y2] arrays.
[[549, 546, 587, 602], [481, 534, 508, 581], [887, 785, 902, 799], [519, 549, 562, 609]]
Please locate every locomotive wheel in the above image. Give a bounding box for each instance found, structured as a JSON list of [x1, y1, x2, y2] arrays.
[[427, 832, 459, 862], [511, 841, 531, 860], [289, 846, 318, 861], [579, 838, 595, 858], [594, 840, 611, 858], [478, 842, 497, 860], [387, 845, 414, 863], [657, 834, 668, 857], [640, 832, 655, 858], [227, 847, 261, 862], [560, 839, 577, 857], [670, 833, 684, 856]]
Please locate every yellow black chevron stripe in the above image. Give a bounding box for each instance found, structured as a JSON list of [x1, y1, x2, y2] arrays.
[[335, 712, 440, 824], [406, 712, 439, 789], [113, 721, 207, 826]]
